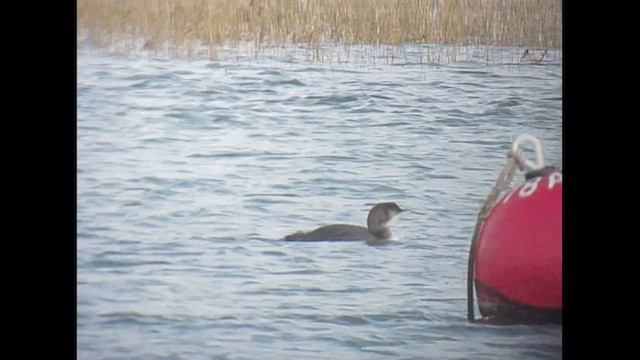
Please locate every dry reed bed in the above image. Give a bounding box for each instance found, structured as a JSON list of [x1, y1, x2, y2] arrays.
[[77, 0, 561, 59]]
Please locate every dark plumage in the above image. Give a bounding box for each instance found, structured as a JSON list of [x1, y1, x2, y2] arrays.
[[284, 202, 406, 244]]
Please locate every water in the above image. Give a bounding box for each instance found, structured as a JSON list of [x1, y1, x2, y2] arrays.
[[77, 45, 562, 359]]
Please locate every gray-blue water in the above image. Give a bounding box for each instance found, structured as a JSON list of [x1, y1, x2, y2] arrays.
[[77, 45, 562, 359]]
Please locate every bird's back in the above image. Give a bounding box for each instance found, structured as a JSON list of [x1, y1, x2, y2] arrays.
[[284, 224, 375, 242]]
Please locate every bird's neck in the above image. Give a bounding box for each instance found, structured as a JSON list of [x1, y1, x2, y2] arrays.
[[368, 225, 392, 239]]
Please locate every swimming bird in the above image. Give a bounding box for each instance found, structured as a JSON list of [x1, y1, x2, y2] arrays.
[[284, 202, 407, 244], [520, 48, 548, 63]]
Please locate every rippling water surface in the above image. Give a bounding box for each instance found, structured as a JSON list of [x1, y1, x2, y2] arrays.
[[77, 45, 562, 359]]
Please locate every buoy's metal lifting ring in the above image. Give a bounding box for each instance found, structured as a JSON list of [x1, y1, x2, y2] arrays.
[[511, 134, 545, 171]]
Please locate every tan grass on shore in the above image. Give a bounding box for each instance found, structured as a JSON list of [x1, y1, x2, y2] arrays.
[[77, 0, 561, 60]]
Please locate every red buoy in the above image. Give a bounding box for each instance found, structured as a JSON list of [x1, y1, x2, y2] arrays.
[[474, 169, 562, 323]]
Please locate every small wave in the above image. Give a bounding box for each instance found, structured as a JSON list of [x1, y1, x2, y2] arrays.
[[449, 139, 506, 145], [452, 69, 489, 75], [261, 250, 288, 257], [487, 98, 522, 107], [368, 121, 411, 127], [187, 151, 258, 158], [264, 78, 305, 86], [309, 94, 360, 105], [88, 258, 172, 269], [270, 269, 324, 275]]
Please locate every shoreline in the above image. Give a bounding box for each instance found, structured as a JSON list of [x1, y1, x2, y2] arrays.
[[77, 0, 562, 63]]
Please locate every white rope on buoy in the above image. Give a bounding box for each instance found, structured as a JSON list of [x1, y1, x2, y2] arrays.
[[512, 134, 545, 171], [466, 133, 546, 321]]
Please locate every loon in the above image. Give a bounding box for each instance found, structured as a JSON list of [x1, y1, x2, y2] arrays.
[[284, 202, 407, 244]]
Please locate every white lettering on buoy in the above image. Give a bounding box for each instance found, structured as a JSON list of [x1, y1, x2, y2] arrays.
[[548, 172, 562, 190], [519, 176, 542, 197], [501, 187, 519, 204], [501, 172, 562, 204]]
